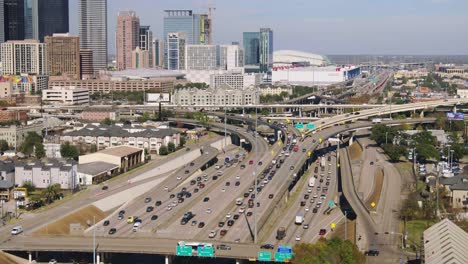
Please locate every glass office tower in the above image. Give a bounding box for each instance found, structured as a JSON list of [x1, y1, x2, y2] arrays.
[[243, 32, 260, 66], [259, 28, 273, 73]]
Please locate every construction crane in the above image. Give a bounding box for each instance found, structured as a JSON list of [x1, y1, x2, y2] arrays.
[[192, 0, 215, 44]]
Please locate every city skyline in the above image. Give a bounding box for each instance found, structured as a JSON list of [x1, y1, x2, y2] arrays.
[[68, 0, 468, 55]]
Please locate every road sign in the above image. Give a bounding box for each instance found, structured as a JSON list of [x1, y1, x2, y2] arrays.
[[197, 246, 214, 257], [328, 200, 335, 207], [371, 202, 376, 208], [277, 246, 292, 254], [331, 223, 336, 229], [274, 252, 292, 262], [306, 123, 315, 130], [258, 251, 272, 261], [307, 151, 312, 157], [295, 123, 304, 129], [176, 246, 192, 256]]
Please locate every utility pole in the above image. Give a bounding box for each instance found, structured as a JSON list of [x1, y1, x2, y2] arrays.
[[93, 216, 96, 264]]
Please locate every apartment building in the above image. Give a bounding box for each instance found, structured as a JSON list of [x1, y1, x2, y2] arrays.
[[14, 159, 78, 190], [0, 122, 43, 149]]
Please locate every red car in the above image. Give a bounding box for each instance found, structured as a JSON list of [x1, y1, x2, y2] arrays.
[[319, 229, 326, 236], [220, 229, 227, 236], [249, 160, 254, 165]]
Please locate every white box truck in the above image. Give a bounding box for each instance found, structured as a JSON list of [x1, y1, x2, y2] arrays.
[[295, 215, 304, 225]]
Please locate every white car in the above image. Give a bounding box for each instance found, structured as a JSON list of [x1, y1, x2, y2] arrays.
[[206, 208, 212, 214], [221, 188, 226, 192], [307, 188, 312, 193], [239, 207, 246, 213], [226, 213, 232, 218], [208, 230, 217, 238], [313, 194, 318, 198], [176, 176, 182, 180], [164, 186, 169, 191], [295, 235, 301, 241], [236, 175, 240, 180], [166, 206, 172, 211], [305, 207, 310, 212]]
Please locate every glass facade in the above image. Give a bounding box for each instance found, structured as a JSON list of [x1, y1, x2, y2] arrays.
[[259, 28, 273, 73], [243, 32, 259, 66], [4, 0, 25, 41], [32, 0, 69, 42]]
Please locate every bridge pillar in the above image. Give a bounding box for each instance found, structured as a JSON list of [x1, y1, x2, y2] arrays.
[[420, 110, 424, 118], [349, 133, 354, 146], [97, 254, 100, 264], [28, 252, 32, 263], [453, 106, 457, 113], [165, 255, 172, 264], [299, 108, 302, 118]]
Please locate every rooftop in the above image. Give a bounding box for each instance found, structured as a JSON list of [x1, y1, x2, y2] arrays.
[[424, 218, 468, 264], [15, 159, 76, 171], [108, 69, 185, 79], [63, 124, 179, 139], [78, 162, 119, 176], [98, 146, 143, 158]]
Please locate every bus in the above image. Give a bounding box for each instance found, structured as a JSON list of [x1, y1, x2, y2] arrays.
[[177, 241, 214, 254]]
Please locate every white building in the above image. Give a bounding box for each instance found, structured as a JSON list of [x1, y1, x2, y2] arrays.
[[272, 66, 361, 86], [14, 160, 78, 190], [173, 85, 259, 106], [210, 72, 261, 90], [42, 86, 89, 105], [166, 32, 186, 70], [0, 40, 48, 75], [185, 44, 244, 71], [44, 143, 62, 159], [457, 88, 468, 99]]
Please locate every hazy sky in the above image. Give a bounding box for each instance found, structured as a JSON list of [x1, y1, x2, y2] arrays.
[[69, 0, 468, 55]]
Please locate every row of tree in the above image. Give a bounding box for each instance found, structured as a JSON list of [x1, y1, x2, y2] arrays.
[[292, 237, 365, 264]]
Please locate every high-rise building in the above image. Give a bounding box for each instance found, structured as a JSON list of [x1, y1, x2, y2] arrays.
[[45, 33, 80, 80], [259, 28, 273, 72], [28, 0, 69, 42], [80, 49, 93, 79], [185, 44, 244, 71], [139, 25, 153, 67], [131, 47, 149, 69], [243, 32, 260, 66], [0, 39, 47, 75], [163, 10, 211, 69], [0, 0, 4, 43], [78, 0, 107, 71], [3, 0, 24, 41], [152, 38, 163, 68], [116, 11, 139, 70], [166, 32, 185, 70]]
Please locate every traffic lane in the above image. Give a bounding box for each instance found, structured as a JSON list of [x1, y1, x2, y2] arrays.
[[94, 147, 223, 236], [101, 148, 243, 237], [223, 146, 309, 242], [283, 153, 337, 244], [193, 142, 286, 241], [159, 151, 266, 239], [358, 142, 377, 200]]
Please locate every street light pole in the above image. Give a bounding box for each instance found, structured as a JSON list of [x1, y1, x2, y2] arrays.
[[93, 216, 96, 264], [254, 96, 258, 244]]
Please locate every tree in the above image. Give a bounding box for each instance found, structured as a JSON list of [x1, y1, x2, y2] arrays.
[[20, 132, 43, 155], [137, 112, 152, 123], [383, 144, 407, 162], [443, 143, 466, 161], [370, 124, 398, 146], [168, 142, 176, 153], [60, 142, 79, 159], [22, 182, 36, 193], [416, 144, 440, 163], [292, 237, 365, 264], [34, 143, 45, 159], [412, 130, 437, 146], [101, 118, 114, 126], [180, 136, 186, 147], [0, 139, 9, 152], [90, 144, 97, 153], [159, 145, 168, 155], [41, 183, 61, 204]]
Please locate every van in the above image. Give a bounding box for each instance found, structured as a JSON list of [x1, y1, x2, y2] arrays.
[[132, 222, 141, 232], [11, 226, 23, 235]]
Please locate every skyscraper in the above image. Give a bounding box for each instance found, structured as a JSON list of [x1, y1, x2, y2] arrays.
[[131, 47, 149, 69], [139, 25, 153, 67], [3, 0, 24, 41], [243, 32, 260, 66], [79, 0, 107, 71], [259, 28, 273, 72], [163, 10, 211, 69], [29, 0, 69, 42], [45, 33, 80, 80], [0, 0, 4, 43], [152, 38, 163, 68], [166, 32, 185, 70], [24, 0, 32, 39], [116, 11, 139, 70]]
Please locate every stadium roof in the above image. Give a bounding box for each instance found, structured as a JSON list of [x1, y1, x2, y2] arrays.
[[273, 50, 331, 66]]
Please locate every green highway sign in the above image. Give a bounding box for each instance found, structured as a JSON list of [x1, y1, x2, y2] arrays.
[[306, 123, 315, 130], [197, 246, 214, 257], [176, 246, 192, 256], [274, 252, 292, 262], [258, 251, 272, 261], [328, 200, 335, 207], [295, 123, 304, 129]]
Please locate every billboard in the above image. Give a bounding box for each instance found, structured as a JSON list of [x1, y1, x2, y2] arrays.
[[446, 112, 464, 120], [146, 93, 171, 103]]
